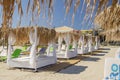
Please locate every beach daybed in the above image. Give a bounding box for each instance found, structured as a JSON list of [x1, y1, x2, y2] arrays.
[[78, 35, 88, 54], [56, 33, 77, 59], [7, 27, 57, 71], [55, 26, 78, 59]]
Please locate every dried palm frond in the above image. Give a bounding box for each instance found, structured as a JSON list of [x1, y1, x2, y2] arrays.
[[2, 27, 56, 46], [80, 0, 85, 15], [97, 0, 106, 15], [26, 0, 31, 14], [74, 0, 80, 13], [72, 0, 80, 25], [16, 0, 23, 16], [2, 0, 15, 28], [72, 33, 80, 42], [101, 28, 120, 42], [65, 0, 73, 15], [94, 5, 120, 30]]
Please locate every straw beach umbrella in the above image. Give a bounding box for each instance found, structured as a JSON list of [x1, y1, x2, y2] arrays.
[[100, 28, 120, 42], [94, 3, 120, 43], [94, 4, 120, 30], [0, 26, 56, 47], [1, 27, 56, 46], [55, 26, 81, 42]]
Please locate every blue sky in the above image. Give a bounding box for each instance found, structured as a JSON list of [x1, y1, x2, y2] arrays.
[[0, 0, 114, 30]]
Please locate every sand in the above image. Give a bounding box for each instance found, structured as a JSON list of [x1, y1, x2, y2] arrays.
[[0, 46, 119, 80]]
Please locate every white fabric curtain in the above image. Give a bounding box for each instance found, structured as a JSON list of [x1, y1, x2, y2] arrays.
[[72, 34, 77, 50], [29, 31, 35, 44], [78, 39, 81, 48], [47, 43, 52, 55], [7, 32, 16, 63], [58, 36, 63, 52], [80, 35, 84, 51], [52, 43, 56, 58], [88, 37, 92, 46], [95, 36, 100, 49], [64, 33, 71, 57], [80, 35, 85, 46], [88, 36, 92, 51], [29, 27, 39, 68], [64, 33, 70, 47], [72, 36, 77, 49], [95, 36, 98, 48], [73, 40, 77, 53], [78, 36, 82, 48]]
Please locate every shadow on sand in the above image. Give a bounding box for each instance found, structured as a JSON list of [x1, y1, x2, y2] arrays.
[[58, 65, 88, 74], [98, 48, 110, 50], [82, 56, 100, 62], [91, 53, 105, 56], [93, 50, 108, 53]]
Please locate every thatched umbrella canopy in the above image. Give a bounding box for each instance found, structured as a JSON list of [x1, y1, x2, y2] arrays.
[[55, 26, 73, 40], [94, 3, 120, 42], [2, 27, 56, 46], [94, 4, 120, 30], [80, 30, 93, 35], [55, 26, 81, 42], [72, 30, 81, 42], [0, 26, 11, 45], [100, 28, 120, 42], [55, 26, 74, 33]]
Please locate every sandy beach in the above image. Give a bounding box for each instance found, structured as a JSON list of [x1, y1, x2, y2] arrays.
[[0, 46, 119, 80]]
